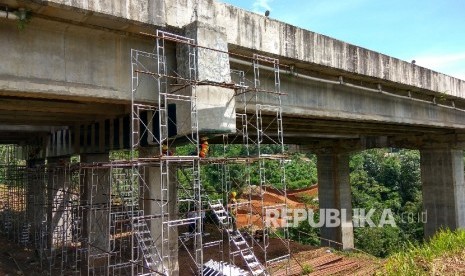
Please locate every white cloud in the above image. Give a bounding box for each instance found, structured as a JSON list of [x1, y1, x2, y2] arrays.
[[252, 0, 272, 12]]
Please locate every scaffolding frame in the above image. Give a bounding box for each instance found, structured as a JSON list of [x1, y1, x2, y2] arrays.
[[0, 27, 292, 276], [130, 30, 203, 275], [253, 54, 290, 271], [215, 54, 291, 275]]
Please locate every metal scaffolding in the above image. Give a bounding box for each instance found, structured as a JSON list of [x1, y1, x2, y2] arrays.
[[215, 54, 290, 275], [253, 54, 290, 272], [0, 145, 27, 245], [130, 30, 203, 275], [0, 28, 291, 276]]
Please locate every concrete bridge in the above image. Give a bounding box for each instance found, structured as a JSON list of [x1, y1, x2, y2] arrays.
[[1, 0, 465, 274]]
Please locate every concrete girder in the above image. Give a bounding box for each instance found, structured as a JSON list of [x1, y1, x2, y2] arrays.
[[0, 96, 128, 116], [3, 0, 462, 100]]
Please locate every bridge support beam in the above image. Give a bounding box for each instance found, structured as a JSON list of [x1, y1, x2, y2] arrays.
[[81, 153, 110, 274], [139, 148, 179, 275], [317, 150, 354, 250], [46, 156, 71, 250], [420, 148, 465, 238], [26, 158, 46, 246], [176, 21, 236, 137]]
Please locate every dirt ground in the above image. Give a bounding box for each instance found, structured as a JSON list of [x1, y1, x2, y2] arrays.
[[0, 236, 44, 276], [179, 223, 380, 275], [235, 185, 318, 229], [0, 227, 380, 276], [178, 223, 317, 275]]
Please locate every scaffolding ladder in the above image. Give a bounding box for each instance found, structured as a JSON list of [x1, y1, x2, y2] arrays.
[[209, 200, 267, 276], [251, 54, 290, 271], [133, 211, 164, 274]]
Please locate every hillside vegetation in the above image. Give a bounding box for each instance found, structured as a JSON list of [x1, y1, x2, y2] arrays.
[[383, 229, 465, 275], [198, 146, 424, 257]]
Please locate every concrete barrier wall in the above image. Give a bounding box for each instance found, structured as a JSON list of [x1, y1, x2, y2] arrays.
[[38, 0, 465, 98]]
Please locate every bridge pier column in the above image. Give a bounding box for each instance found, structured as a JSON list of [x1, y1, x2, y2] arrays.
[[420, 148, 465, 238], [139, 148, 179, 275], [26, 158, 46, 247], [317, 150, 354, 250], [176, 21, 236, 136], [46, 156, 72, 251], [80, 153, 110, 274]]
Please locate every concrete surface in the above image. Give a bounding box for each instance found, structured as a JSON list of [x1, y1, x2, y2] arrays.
[[0, 17, 158, 103], [175, 85, 236, 137], [80, 153, 111, 261], [421, 148, 465, 238], [317, 150, 354, 250], [139, 148, 179, 275], [5, 0, 461, 97], [1, 0, 465, 262], [2, 1, 465, 140]]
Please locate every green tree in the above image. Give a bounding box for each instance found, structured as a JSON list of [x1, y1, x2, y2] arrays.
[[350, 149, 423, 257]]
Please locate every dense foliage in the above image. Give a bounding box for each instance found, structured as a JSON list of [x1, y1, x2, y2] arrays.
[[384, 229, 465, 275], [195, 145, 424, 257], [198, 145, 317, 200], [0, 145, 26, 184], [350, 149, 423, 257], [288, 148, 424, 257]]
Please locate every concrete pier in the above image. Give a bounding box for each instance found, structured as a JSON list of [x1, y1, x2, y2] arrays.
[[81, 153, 111, 274], [46, 157, 72, 249], [139, 148, 179, 275], [420, 148, 465, 238], [1, 0, 465, 274], [317, 150, 354, 250]]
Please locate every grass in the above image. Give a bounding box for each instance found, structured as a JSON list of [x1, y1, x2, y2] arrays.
[[382, 229, 465, 276], [301, 264, 314, 274]]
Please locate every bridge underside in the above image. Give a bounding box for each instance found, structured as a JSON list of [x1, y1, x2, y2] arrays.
[[0, 93, 459, 148]]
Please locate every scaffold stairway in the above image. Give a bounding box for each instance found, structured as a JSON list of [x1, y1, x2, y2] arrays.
[[203, 259, 249, 276], [19, 223, 31, 245], [3, 209, 12, 231], [209, 200, 267, 276], [134, 212, 166, 275]]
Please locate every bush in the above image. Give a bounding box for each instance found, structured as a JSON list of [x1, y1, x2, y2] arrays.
[[383, 229, 465, 275], [301, 264, 314, 274]]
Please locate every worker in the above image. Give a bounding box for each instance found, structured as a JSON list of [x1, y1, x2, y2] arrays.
[[228, 191, 238, 231], [199, 139, 209, 158], [162, 144, 172, 156]]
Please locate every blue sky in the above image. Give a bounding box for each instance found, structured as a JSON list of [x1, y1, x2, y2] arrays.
[[220, 0, 465, 80]]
